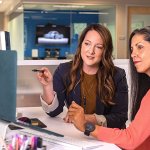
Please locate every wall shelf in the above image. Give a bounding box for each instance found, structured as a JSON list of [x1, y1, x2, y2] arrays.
[[17, 59, 71, 66]]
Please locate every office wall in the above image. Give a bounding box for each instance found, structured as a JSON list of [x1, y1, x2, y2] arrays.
[[116, 4, 127, 58], [8, 12, 24, 59], [0, 13, 4, 30], [99, 7, 116, 58]]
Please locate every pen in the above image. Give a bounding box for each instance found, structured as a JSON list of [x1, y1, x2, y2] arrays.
[[11, 135, 16, 149], [37, 137, 43, 150], [87, 144, 104, 149], [32, 69, 44, 73]]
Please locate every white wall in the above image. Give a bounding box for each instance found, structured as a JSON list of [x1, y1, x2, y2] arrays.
[[8, 12, 24, 60]]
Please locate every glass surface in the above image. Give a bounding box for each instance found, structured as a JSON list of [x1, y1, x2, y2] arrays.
[[131, 14, 150, 32], [9, 3, 116, 60], [127, 6, 150, 57]]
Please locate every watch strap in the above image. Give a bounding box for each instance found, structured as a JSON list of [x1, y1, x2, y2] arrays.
[[84, 122, 95, 136], [84, 129, 90, 136]]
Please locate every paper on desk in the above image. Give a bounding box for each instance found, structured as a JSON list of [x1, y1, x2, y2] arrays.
[[59, 136, 121, 150], [83, 141, 121, 150], [0, 120, 9, 139]]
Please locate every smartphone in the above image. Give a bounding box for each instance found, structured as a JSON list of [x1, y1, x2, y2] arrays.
[[31, 118, 47, 128]]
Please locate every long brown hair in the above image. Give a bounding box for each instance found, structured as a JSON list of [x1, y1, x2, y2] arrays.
[[67, 24, 115, 105]]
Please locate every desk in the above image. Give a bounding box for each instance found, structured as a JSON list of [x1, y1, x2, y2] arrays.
[[16, 107, 121, 150]]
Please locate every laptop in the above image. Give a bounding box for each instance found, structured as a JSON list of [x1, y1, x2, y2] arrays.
[[0, 50, 17, 122]]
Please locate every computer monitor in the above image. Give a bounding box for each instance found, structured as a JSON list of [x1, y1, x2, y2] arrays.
[[0, 31, 11, 50], [0, 51, 63, 137], [0, 50, 17, 122]]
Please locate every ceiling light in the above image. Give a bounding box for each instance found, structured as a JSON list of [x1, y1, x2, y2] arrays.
[[53, 5, 85, 8], [0, 1, 2, 4], [17, 6, 23, 10]]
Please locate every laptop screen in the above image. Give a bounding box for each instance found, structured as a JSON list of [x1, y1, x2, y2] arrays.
[[0, 50, 17, 122]]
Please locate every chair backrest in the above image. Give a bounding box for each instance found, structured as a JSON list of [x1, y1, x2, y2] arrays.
[[113, 59, 130, 87]]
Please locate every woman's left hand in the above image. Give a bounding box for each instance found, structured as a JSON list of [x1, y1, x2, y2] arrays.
[[63, 113, 72, 123], [68, 101, 86, 132]]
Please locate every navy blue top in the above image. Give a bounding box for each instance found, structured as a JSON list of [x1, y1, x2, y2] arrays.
[[47, 61, 128, 128]]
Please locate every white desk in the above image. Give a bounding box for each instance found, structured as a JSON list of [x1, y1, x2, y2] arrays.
[[16, 107, 121, 150]]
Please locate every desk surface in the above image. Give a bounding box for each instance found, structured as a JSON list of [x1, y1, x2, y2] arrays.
[[16, 107, 121, 150]]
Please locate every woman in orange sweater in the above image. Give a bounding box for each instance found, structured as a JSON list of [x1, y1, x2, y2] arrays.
[[68, 26, 150, 150]]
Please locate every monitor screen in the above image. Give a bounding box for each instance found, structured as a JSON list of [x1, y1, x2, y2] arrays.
[[0, 31, 11, 50], [35, 23, 70, 45]]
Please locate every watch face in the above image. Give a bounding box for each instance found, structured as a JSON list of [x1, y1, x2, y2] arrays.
[[85, 122, 95, 131], [84, 122, 95, 136]]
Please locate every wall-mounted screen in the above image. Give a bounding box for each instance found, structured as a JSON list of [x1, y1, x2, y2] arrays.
[[35, 23, 70, 45]]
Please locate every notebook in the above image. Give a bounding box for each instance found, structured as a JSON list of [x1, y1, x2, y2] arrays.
[[0, 50, 17, 122]]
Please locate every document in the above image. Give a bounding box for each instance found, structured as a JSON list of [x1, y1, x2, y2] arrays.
[[0, 120, 9, 149], [56, 136, 121, 150], [0, 120, 9, 139]]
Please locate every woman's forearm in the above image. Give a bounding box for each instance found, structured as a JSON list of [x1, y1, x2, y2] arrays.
[[85, 114, 97, 124], [42, 84, 55, 105]]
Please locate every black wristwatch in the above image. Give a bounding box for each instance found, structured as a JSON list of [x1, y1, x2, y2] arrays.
[[84, 122, 95, 136]]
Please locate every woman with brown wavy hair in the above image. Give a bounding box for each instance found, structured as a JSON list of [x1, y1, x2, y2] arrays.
[[36, 24, 128, 128]]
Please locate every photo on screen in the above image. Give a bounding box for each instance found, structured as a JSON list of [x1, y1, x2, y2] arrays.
[[35, 23, 70, 45]]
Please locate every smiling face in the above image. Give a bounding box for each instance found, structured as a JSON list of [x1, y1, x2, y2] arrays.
[[81, 30, 104, 74], [131, 34, 150, 76]]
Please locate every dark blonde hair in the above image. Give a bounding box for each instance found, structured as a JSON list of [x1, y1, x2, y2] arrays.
[[67, 24, 115, 105]]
